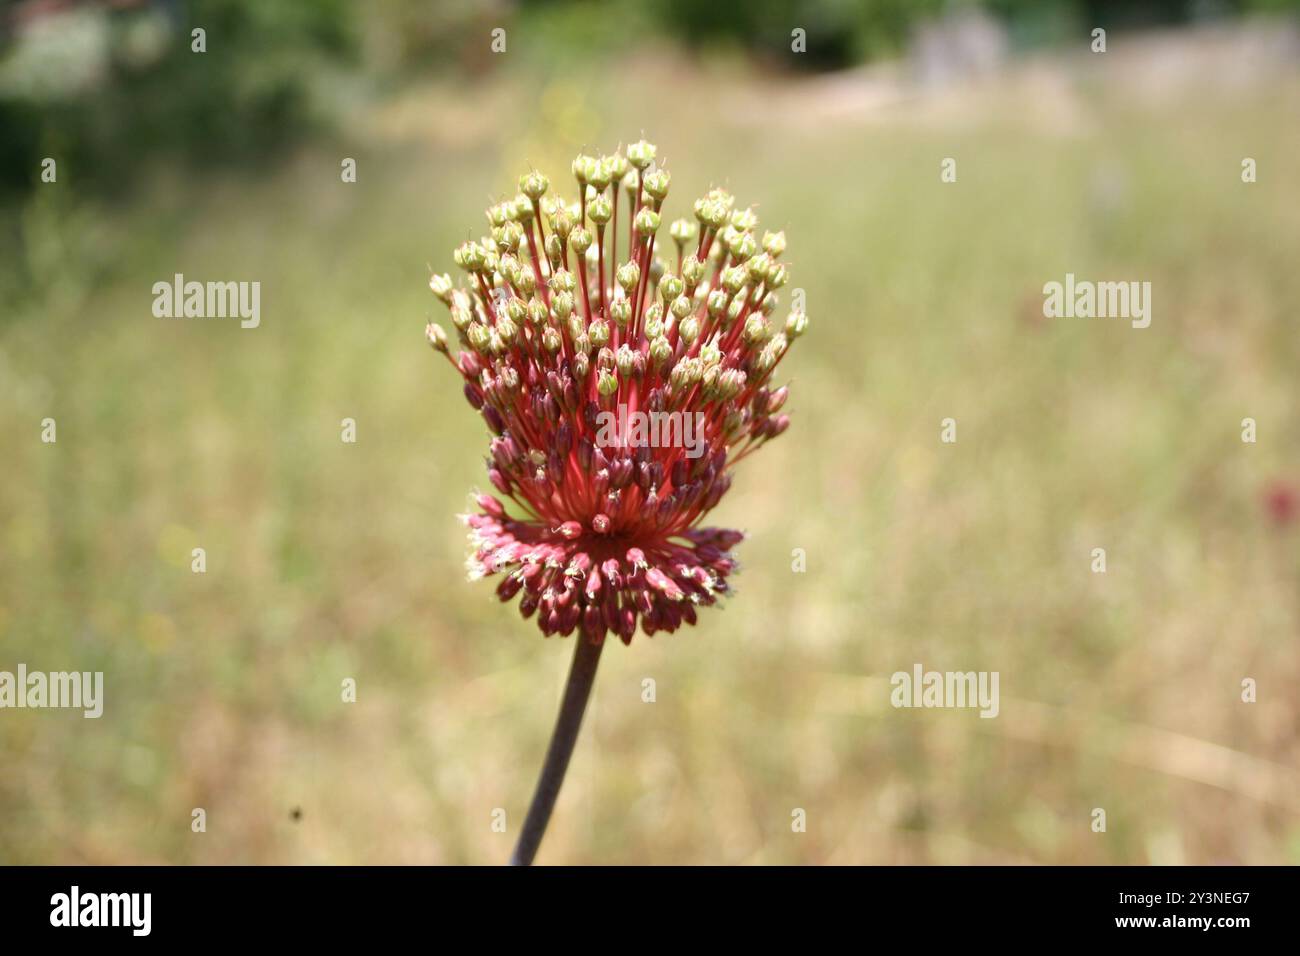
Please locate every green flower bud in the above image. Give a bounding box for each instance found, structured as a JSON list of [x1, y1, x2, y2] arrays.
[[681, 254, 706, 289], [543, 269, 574, 295], [567, 313, 585, 342], [545, 234, 563, 270], [569, 226, 593, 256], [701, 363, 720, 396], [767, 263, 789, 289], [706, 187, 735, 212], [516, 268, 536, 297], [496, 315, 519, 344], [597, 368, 620, 397], [586, 194, 613, 225], [542, 326, 562, 353], [670, 218, 698, 247], [785, 310, 809, 338], [505, 297, 527, 324], [467, 322, 490, 351], [513, 194, 536, 221], [616, 261, 640, 295], [609, 295, 632, 327], [678, 314, 700, 344], [572, 153, 598, 184], [707, 289, 729, 318], [588, 318, 610, 348], [634, 207, 661, 237], [728, 230, 758, 261], [488, 201, 514, 227], [743, 313, 770, 346], [762, 230, 786, 257], [698, 337, 722, 367], [493, 221, 524, 253], [721, 265, 747, 294], [720, 368, 746, 400], [658, 274, 685, 302], [429, 273, 454, 303], [450, 304, 473, 331], [425, 322, 449, 352], [730, 206, 759, 232], [644, 304, 665, 339], [609, 153, 629, 182], [551, 207, 574, 241], [520, 170, 550, 200], [551, 290, 575, 322], [643, 169, 670, 202], [671, 294, 694, 321], [590, 156, 616, 190], [454, 240, 488, 273], [745, 252, 771, 282], [615, 344, 637, 376], [650, 336, 673, 367], [527, 299, 547, 325], [761, 291, 779, 315], [670, 356, 702, 391], [627, 139, 657, 170]]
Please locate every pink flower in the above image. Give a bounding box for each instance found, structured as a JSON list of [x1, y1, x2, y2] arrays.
[[426, 142, 804, 643]]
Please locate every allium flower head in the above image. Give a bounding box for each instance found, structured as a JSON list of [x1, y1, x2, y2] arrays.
[[426, 142, 805, 644]]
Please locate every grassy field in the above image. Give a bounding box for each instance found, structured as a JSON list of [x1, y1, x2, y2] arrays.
[[2, 26, 1298, 864]]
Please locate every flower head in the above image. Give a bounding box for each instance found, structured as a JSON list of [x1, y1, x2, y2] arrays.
[[427, 142, 805, 643]]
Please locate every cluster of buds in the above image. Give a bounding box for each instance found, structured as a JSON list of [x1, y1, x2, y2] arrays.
[[426, 140, 806, 643]]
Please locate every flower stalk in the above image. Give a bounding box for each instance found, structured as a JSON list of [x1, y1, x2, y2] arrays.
[[509, 634, 603, 866]]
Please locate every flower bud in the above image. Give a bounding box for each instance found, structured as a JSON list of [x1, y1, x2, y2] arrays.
[[586, 194, 612, 225], [634, 208, 661, 237], [681, 254, 706, 288], [743, 313, 770, 346], [658, 274, 684, 302], [678, 314, 700, 344], [670, 217, 698, 247], [572, 153, 598, 185], [650, 336, 673, 367], [643, 169, 670, 202], [616, 261, 640, 295], [588, 318, 610, 348], [425, 322, 449, 352], [785, 310, 809, 339], [519, 170, 550, 200], [670, 294, 694, 321], [627, 139, 657, 170], [513, 194, 536, 221], [597, 368, 619, 397], [609, 295, 632, 327], [569, 226, 593, 256], [429, 273, 454, 303]]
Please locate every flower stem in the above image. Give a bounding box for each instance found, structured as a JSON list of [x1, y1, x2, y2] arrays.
[[509, 635, 604, 865]]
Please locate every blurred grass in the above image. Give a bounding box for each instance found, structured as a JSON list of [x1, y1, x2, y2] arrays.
[[2, 28, 1299, 864]]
